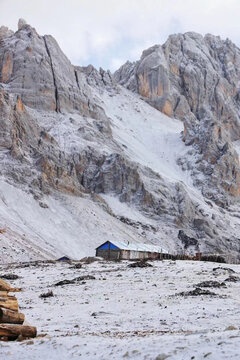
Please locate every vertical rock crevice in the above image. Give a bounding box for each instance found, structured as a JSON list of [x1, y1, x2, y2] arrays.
[[74, 69, 80, 90], [43, 36, 60, 113]]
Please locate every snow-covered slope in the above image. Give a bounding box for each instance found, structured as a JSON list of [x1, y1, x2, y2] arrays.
[[1, 81, 240, 263], [0, 83, 188, 263], [0, 180, 157, 263], [100, 88, 190, 184], [87, 84, 240, 259]]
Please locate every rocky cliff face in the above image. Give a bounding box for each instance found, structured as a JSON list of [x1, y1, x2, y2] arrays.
[[0, 19, 101, 117], [114, 33, 240, 124], [114, 33, 240, 206], [1, 20, 240, 262]]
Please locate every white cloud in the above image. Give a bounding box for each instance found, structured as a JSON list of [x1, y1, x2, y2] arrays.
[[0, 0, 240, 71], [110, 58, 127, 72]]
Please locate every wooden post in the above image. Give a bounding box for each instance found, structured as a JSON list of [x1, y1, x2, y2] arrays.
[[0, 308, 25, 324]]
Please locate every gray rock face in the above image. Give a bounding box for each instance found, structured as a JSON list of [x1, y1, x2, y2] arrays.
[[114, 60, 137, 91], [114, 32, 240, 205], [115, 33, 240, 123], [0, 22, 99, 117], [0, 87, 84, 196]]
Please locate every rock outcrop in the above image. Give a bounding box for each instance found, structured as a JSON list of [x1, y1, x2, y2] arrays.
[[114, 33, 240, 205]]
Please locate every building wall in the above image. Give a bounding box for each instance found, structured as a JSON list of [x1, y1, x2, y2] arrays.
[[123, 250, 161, 260], [121, 250, 130, 260], [97, 247, 163, 260], [129, 251, 139, 260], [96, 249, 121, 260], [149, 252, 161, 260]]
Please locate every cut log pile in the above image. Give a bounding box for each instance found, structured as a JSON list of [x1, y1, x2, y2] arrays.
[[0, 278, 37, 341]]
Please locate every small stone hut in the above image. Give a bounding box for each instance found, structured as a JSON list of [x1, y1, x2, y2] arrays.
[[96, 240, 167, 260]]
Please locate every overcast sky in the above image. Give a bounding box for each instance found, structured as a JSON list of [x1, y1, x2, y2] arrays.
[[1, 0, 240, 71]]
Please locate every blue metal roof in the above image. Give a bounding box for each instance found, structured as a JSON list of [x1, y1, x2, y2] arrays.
[[57, 256, 71, 261], [97, 241, 120, 250]]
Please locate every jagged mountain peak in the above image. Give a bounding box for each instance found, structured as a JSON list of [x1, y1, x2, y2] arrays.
[[18, 18, 28, 30], [0, 25, 14, 40]]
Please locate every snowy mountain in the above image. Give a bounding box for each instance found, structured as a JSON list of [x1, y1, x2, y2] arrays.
[[1, 20, 240, 263]]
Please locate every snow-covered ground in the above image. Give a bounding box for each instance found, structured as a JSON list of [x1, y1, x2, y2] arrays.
[[0, 259, 240, 359]]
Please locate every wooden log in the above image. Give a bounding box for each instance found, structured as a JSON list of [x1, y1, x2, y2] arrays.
[[0, 279, 21, 293], [8, 288, 22, 293], [0, 279, 11, 292], [0, 308, 24, 324], [0, 296, 18, 312], [0, 295, 17, 300], [0, 324, 37, 339], [0, 291, 8, 297]]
